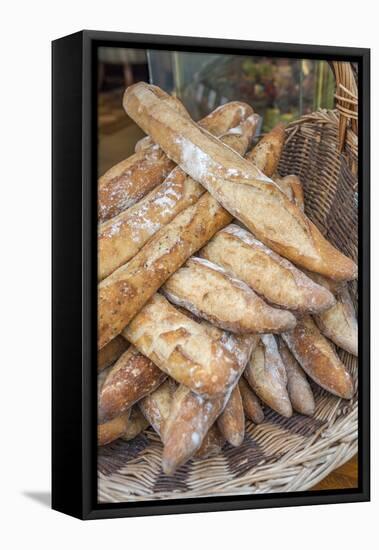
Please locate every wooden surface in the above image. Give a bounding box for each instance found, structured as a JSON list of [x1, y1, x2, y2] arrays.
[[311, 455, 358, 490]]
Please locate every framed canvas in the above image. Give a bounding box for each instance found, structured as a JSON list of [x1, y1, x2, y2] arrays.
[[52, 30, 370, 520]]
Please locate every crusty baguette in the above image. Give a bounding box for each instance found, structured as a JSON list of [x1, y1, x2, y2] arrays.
[[97, 335, 129, 372], [98, 346, 166, 423], [275, 174, 305, 211], [196, 425, 224, 458], [246, 123, 285, 177], [99, 98, 253, 222], [244, 335, 292, 417], [200, 224, 335, 314], [123, 83, 357, 281], [139, 378, 177, 437], [217, 385, 245, 446], [282, 316, 354, 398], [98, 410, 130, 446], [314, 286, 358, 356], [98, 116, 258, 280], [238, 377, 264, 424], [121, 407, 149, 441], [162, 256, 296, 333], [98, 193, 232, 349], [278, 338, 315, 416]]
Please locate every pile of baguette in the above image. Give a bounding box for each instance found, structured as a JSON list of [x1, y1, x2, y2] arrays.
[[97, 82, 358, 476]]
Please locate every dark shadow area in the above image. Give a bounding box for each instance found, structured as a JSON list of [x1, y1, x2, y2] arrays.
[[23, 491, 51, 508]]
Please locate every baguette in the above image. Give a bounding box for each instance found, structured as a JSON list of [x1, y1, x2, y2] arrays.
[[278, 338, 315, 416], [99, 98, 253, 222], [97, 335, 129, 372], [98, 115, 258, 280], [162, 256, 296, 333], [200, 224, 335, 314], [246, 123, 285, 177], [123, 82, 357, 281], [121, 407, 149, 441], [282, 316, 354, 398], [139, 378, 177, 437], [98, 410, 130, 446], [98, 346, 166, 423], [244, 335, 293, 417], [98, 192, 232, 349], [238, 377, 264, 424], [123, 294, 239, 398], [217, 385, 245, 446], [314, 286, 358, 356], [275, 175, 305, 211], [195, 425, 224, 458]]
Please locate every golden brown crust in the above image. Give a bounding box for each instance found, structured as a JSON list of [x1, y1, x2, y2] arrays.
[[139, 379, 177, 437], [200, 224, 335, 314], [123, 82, 356, 281], [238, 377, 264, 424], [195, 425, 224, 458], [98, 193, 232, 349], [162, 256, 296, 333], [314, 287, 358, 356], [121, 407, 149, 441], [278, 338, 315, 416], [275, 174, 305, 211], [97, 335, 129, 372], [217, 385, 245, 446], [123, 294, 239, 398], [244, 335, 292, 417], [282, 316, 354, 399], [98, 410, 130, 446], [98, 346, 166, 423], [246, 123, 286, 177]]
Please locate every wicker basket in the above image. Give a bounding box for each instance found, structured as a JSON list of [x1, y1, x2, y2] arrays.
[[98, 62, 358, 503]]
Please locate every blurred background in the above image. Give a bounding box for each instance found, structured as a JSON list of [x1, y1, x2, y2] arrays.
[[98, 47, 336, 175]]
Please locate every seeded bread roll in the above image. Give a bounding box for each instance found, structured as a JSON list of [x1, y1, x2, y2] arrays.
[[98, 410, 130, 446], [162, 256, 296, 333], [238, 377, 264, 424], [278, 338, 315, 416], [246, 123, 286, 177], [244, 335, 293, 417], [98, 192, 232, 349], [98, 346, 166, 423], [97, 335, 129, 372], [123, 82, 356, 281], [314, 286, 358, 356], [123, 294, 239, 398], [200, 224, 335, 314], [282, 316, 354, 399], [98, 116, 258, 280], [217, 385, 245, 446]]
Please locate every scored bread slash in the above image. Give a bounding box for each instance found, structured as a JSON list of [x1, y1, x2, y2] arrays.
[[98, 346, 167, 423], [98, 113, 258, 281], [123, 82, 357, 281], [200, 224, 336, 314], [277, 338, 315, 416], [244, 334, 293, 418], [282, 316, 354, 399], [162, 256, 296, 333]]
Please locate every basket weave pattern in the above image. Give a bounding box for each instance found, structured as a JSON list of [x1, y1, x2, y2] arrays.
[[98, 64, 358, 503]]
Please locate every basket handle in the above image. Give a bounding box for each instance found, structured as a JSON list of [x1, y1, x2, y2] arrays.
[[330, 61, 358, 152]]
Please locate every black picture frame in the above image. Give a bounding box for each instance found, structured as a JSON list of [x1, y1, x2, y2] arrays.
[[52, 30, 370, 520]]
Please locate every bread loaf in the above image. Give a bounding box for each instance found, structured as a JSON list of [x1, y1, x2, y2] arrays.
[[238, 378, 264, 424], [139, 378, 177, 437], [282, 316, 354, 398], [314, 286, 358, 356], [98, 115, 258, 280], [123, 82, 357, 281], [123, 294, 241, 397], [200, 224, 335, 314], [278, 338, 315, 416], [195, 425, 224, 458], [275, 174, 305, 211], [97, 335, 129, 372], [246, 123, 285, 177], [244, 335, 293, 417], [162, 256, 296, 333], [98, 410, 130, 446], [98, 192, 232, 349], [217, 385, 245, 446], [98, 346, 166, 423], [121, 407, 149, 441]]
